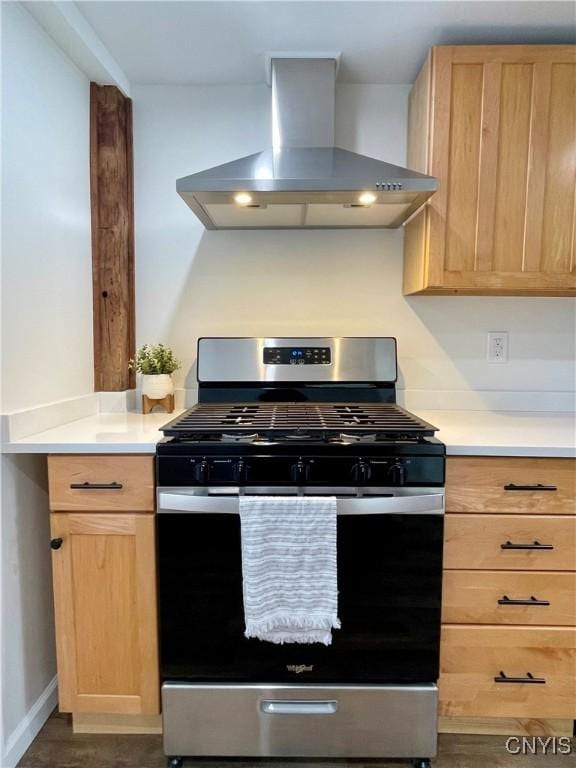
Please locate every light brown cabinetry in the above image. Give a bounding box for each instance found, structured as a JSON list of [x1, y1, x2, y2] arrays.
[[444, 514, 576, 570], [440, 456, 576, 731], [441, 626, 575, 718], [48, 456, 159, 717], [48, 455, 155, 512], [442, 571, 576, 626], [404, 45, 576, 296], [446, 456, 576, 514]]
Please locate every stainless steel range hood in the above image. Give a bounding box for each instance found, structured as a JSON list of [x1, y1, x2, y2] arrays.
[[177, 58, 438, 230]]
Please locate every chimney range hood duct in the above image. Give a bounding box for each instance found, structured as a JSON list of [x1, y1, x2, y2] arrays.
[[177, 58, 438, 230]]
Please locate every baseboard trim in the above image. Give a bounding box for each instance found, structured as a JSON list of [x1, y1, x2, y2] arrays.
[[72, 712, 162, 734], [3, 675, 58, 768], [438, 716, 574, 737]]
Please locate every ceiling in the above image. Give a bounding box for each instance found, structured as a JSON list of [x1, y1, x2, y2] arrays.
[[76, 0, 575, 85]]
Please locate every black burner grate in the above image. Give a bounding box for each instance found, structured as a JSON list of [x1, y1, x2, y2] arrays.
[[161, 402, 437, 438]]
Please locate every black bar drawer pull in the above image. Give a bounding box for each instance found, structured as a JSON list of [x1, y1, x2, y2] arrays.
[[495, 671, 546, 685], [70, 481, 123, 490], [498, 595, 550, 606], [501, 540, 554, 550], [504, 483, 557, 492]]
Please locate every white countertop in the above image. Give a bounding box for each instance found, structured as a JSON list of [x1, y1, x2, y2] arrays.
[[2, 411, 182, 454], [2, 408, 574, 457], [416, 410, 575, 457]]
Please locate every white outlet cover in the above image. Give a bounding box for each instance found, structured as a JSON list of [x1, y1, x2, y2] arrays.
[[487, 331, 508, 363]]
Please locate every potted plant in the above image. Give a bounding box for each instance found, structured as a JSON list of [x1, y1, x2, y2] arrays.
[[130, 343, 181, 399]]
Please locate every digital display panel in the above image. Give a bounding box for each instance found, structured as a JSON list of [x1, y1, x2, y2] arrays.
[[263, 347, 331, 365]]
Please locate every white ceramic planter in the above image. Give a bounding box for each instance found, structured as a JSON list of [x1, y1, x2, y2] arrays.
[[141, 374, 174, 399]]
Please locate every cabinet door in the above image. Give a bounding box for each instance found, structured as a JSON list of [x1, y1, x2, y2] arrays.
[[51, 513, 159, 714], [405, 45, 576, 295]]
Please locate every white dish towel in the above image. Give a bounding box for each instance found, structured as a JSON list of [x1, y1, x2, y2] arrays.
[[239, 495, 340, 645]]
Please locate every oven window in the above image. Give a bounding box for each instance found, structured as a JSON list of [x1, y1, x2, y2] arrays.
[[158, 512, 443, 684]]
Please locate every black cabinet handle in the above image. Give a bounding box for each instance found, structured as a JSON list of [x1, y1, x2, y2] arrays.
[[501, 540, 554, 550], [494, 671, 546, 685], [50, 538, 63, 550], [498, 595, 550, 606], [70, 481, 123, 490], [504, 483, 557, 492]]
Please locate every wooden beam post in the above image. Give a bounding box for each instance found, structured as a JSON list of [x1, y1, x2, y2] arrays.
[[90, 83, 135, 391]]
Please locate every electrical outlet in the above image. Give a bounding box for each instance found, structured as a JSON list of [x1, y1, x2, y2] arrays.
[[487, 331, 508, 363]]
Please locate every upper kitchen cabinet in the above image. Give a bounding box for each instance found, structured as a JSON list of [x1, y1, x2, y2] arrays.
[[404, 45, 576, 295]]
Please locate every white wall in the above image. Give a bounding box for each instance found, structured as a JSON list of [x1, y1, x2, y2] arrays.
[[133, 82, 575, 409], [1, 1, 93, 414], [1, 456, 57, 768], [1, 4, 94, 765]]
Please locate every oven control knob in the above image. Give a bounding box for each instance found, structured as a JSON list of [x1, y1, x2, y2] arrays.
[[291, 459, 310, 483], [355, 460, 372, 482], [389, 461, 406, 486], [194, 459, 210, 484], [234, 459, 247, 483]]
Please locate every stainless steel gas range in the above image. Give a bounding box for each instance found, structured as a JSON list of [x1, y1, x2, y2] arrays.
[[156, 337, 445, 768]]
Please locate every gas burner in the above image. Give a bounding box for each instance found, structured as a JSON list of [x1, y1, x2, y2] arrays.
[[218, 432, 283, 445], [279, 432, 315, 441], [329, 432, 377, 445], [221, 433, 261, 443]]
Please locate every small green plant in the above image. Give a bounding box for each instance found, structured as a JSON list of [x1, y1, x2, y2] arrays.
[[129, 344, 181, 375]]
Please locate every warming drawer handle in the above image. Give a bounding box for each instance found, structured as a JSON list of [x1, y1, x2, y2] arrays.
[[498, 595, 551, 606], [501, 540, 554, 550], [260, 700, 338, 716], [70, 481, 123, 490], [494, 671, 546, 685], [504, 483, 557, 492]]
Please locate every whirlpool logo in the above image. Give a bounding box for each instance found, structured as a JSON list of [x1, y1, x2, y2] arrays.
[[286, 664, 314, 674]]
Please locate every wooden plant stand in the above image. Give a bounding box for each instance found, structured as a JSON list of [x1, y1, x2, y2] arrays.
[[142, 394, 175, 414]]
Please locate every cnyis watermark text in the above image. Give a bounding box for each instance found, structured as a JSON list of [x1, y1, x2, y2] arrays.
[[505, 736, 574, 756]]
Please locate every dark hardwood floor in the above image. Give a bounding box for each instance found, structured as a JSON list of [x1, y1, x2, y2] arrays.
[[18, 711, 571, 768]]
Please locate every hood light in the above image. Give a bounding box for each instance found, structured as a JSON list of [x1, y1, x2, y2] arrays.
[[358, 192, 377, 206], [234, 193, 253, 206]]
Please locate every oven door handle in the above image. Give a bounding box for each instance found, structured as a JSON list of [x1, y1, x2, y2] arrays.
[[157, 490, 444, 515], [260, 700, 338, 715]]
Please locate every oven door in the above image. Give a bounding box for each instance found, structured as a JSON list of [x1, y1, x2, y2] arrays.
[[157, 486, 443, 686]]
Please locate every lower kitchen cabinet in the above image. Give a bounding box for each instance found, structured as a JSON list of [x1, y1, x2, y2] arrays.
[[439, 456, 576, 732], [50, 512, 160, 715], [440, 626, 576, 718]]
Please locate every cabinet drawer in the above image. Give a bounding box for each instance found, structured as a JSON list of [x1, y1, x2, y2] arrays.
[[49, 455, 155, 512], [442, 571, 576, 626], [446, 457, 575, 514], [439, 626, 576, 718], [444, 515, 576, 571]]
